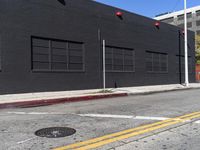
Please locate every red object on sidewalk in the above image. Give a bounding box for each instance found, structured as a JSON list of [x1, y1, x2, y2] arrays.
[[196, 64, 200, 81]]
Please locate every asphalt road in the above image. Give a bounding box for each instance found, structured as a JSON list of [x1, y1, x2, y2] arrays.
[[1, 89, 200, 150]]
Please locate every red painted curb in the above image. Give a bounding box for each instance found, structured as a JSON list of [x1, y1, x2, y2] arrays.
[[0, 93, 128, 109]]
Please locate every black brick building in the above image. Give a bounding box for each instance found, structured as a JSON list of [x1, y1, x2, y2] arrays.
[[0, 0, 196, 94]]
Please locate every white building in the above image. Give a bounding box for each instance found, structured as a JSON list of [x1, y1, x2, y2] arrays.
[[154, 5, 200, 36]]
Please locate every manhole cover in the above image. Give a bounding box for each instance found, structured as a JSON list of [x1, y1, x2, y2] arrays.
[[35, 127, 76, 138]]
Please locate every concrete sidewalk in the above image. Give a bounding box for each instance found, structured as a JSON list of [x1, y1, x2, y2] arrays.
[[0, 83, 200, 108], [115, 83, 200, 95]]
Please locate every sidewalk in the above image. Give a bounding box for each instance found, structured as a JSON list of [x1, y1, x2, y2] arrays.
[[115, 83, 200, 95], [0, 83, 200, 109]]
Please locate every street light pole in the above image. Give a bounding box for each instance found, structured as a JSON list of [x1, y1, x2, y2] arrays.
[[184, 0, 189, 86]]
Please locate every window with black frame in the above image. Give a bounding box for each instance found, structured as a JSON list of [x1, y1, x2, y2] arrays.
[[31, 37, 84, 72], [105, 46, 135, 72], [197, 30, 200, 35], [196, 20, 200, 26], [196, 10, 200, 16], [177, 14, 184, 20], [146, 51, 168, 73], [160, 17, 174, 23]]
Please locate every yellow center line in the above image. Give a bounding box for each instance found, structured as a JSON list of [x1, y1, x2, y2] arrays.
[[53, 118, 176, 150], [74, 120, 181, 150], [53, 111, 200, 150], [74, 113, 200, 150], [181, 113, 200, 120]]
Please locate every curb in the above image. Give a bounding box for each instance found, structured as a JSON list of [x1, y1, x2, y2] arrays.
[[0, 93, 128, 109], [0, 86, 199, 109]]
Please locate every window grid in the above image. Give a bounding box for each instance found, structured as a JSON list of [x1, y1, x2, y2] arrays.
[[196, 10, 200, 16], [196, 20, 200, 26], [105, 46, 135, 72], [177, 14, 184, 20], [197, 30, 200, 35], [31, 36, 84, 72], [187, 13, 192, 19], [146, 51, 168, 73], [187, 22, 192, 28], [177, 13, 192, 21], [160, 17, 174, 23]]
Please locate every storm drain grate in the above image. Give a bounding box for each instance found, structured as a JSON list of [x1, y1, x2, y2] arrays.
[[35, 127, 76, 138]]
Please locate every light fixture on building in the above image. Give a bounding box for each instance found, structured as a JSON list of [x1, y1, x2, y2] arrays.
[[116, 11, 123, 17], [154, 21, 160, 29]]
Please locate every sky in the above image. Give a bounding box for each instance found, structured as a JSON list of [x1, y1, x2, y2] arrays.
[[95, 0, 200, 18]]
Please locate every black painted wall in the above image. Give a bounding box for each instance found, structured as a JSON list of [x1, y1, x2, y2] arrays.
[[0, 0, 196, 94]]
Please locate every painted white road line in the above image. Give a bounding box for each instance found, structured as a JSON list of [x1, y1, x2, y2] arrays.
[[5, 112, 200, 123], [78, 114, 134, 119], [6, 112, 67, 115], [194, 120, 200, 124], [78, 114, 170, 121], [135, 116, 170, 121], [78, 114, 198, 123], [17, 137, 37, 144]]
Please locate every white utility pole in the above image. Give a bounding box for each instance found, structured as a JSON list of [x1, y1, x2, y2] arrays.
[[103, 40, 106, 91], [184, 0, 189, 86]]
